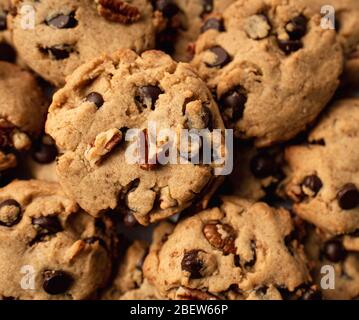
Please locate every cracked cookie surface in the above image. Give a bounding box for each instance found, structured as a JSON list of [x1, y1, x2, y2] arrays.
[[191, 0, 343, 146], [143, 196, 311, 300], [0, 180, 115, 300], [10, 0, 157, 86], [282, 98, 359, 235], [46, 49, 225, 225]]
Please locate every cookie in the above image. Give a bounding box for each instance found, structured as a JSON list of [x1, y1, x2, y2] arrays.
[[305, 227, 359, 300], [282, 98, 359, 235], [102, 240, 162, 300], [0, 0, 17, 63], [0, 61, 47, 178], [153, 0, 235, 62], [10, 0, 158, 86], [46, 49, 226, 225], [191, 0, 343, 146], [143, 196, 312, 300], [225, 142, 284, 201], [0, 180, 116, 300], [304, 0, 359, 87]]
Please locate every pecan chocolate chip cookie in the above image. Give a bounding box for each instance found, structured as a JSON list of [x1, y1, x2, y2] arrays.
[[102, 240, 163, 300], [191, 0, 343, 146], [143, 196, 311, 300], [305, 227, 359, 300], [0, 180, 116, 300], [10, 0, 157, 86], [281, 98, 359, 235], [46, 49, 226, 225], [0, 62, 47, 179], [153, 0, 235, 62]]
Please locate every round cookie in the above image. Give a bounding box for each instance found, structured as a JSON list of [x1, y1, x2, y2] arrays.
[[191, 0, 343, 146], [0, 0, 17, 63], [143, 196, 312, 300], [46, 49, 226, 225], [305, 227, 359, 300], [153, 0, 235, 62], [0, 180, 116, 300], [0, 61, 47, 178], [10, 0, 157, 86], [102, 240, 162, 300], [281, 98, 359, 235]]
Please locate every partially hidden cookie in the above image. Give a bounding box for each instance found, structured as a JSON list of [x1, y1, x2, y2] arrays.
[[282, 98, 359, 235], [0, 0, 17, 63], [0, 180, 116, 300], [191, 0, 343, 146], [10, 0, 158, 86], [0, 61, 47, 177], [305, 227, 359, 300], [46, 49, 226, 225], [143, 196, 312, 300], [153, 0, 235, 62], [102, 240, 162, 300]]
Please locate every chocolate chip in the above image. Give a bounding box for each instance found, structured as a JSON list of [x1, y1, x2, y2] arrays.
[[244, 241, 257, 268], [234, 255, 241, 267], [32, 216, 63, 235], [201, 18, 224, 33], [220, 88, 247, 121], [302, 175, 323, 196], [32, 140, 58, 164], [337, 183, 359, 210], [0, 199, 22, 227], [206, 46, 231, 68], [323, 240, 346, 263], [0, 42, 16, 63], [302, 288, 322, 300], [155, 0, 179, 18], [41, 45, 72, 60], [135, 86, 163, 111], [277, 39, 302, 55], [181, 250, 204, 279], [0, 11, 7, 31], [86, 92, 104, 108], [285, 15, 308, 40], [201, 0, 213, 16], [47, 13, 77, 29], [42, 270, 73, 295], [250, 153, 276, 179]]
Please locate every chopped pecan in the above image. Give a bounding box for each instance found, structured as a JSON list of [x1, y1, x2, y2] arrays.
[[138, 129, 158, 171], [96, 0, 141, 24], [203, 221, 236, 255], [85, 128, 123, 166]]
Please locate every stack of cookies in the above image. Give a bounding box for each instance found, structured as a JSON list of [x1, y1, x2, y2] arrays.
[[0, 0, 358, 300]]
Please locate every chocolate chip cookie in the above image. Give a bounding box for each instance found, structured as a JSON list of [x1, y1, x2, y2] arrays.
[[10, 0, 157, 86], [0, 0, 17, 63], [143, 196, 312, 300], [46, 49, 226, 225], [282, 98, 359, 235], [103, 240, 162, 300], [191, 0, 343, 146], [154, 0, 235, 62], [0, 62, 47, 179], [0, 180, 115, 300], [305, 227, 359, 300]]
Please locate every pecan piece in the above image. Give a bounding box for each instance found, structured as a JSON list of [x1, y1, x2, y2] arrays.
[[96, 0, 141, 24], [203, 221, 236, 255], [138, 129, 158, 171], [85, 128, 122, 166]]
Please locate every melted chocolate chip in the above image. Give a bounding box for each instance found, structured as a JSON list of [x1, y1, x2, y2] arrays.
[[337, 184, 359, 210], [285, 15, 308, 40], [135, 85, 163, 111], [42, 270, 73, 295], [47, 13, 77, 29], [201, 18, 224, 33], [220, 87, 247, 121], [302, 175, 323, 196], [155, 0, 179, 18], [277, 39, 303, 55], [0, 199, 22, 227], [32, 139, 58, 164], [250, 153, 277, 179], [181, 250, 204, 279], [86, 92, 104, 108], [323, 240, 346, 263], [32, 215, 63, 235], [206, 46, 231, 68], [40, 45, 73, 60], [0, 42, 17, 63]]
